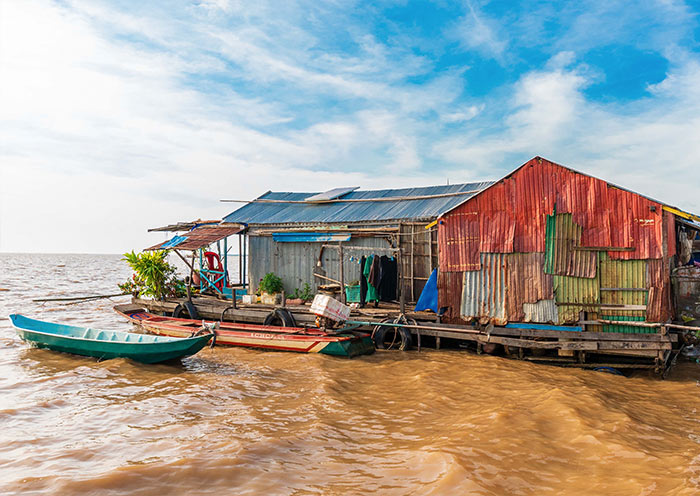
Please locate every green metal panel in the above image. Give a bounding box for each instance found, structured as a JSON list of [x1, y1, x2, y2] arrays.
[[598, 253, 651, 333], [544, 211, 597, 278], [553, 271, 600, 324]]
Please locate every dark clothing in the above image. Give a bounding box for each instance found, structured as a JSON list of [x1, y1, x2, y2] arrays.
[[359, 256, 367, 306], [368, 255, 380, 288], [378, 256, 398, 301], [363, 255, 379, 303]]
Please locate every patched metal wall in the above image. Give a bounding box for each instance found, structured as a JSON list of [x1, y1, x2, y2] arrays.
[[248, 235, 395, 295], [460, 253, 508, 325]]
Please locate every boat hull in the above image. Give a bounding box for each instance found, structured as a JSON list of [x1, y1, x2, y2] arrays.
[[10, 314, 213, 364], [114, 305, 375, 358]]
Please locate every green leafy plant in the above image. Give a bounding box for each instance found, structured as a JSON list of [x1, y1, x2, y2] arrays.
[[290, 283, 313, 301], [299, 282, 313, 301], [260, 272, 284, 294], [120, 250, 186, 299]]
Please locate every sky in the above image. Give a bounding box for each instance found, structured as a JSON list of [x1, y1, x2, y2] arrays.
[[1, 0, 699, 254]]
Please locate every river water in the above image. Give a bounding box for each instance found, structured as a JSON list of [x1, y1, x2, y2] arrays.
[[1, 253, 699, 495]]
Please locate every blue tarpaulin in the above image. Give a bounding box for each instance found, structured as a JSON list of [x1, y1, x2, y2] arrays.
[[160, 235, 187, 249], [414, 268, 438, 313], [272, 232, 352, 243]]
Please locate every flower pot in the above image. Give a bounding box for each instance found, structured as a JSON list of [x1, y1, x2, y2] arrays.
[[261, 292, 280, 305]]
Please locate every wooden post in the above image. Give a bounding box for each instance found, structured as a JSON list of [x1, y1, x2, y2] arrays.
[[427, 224, 433, 273], [339, 242, 345, 304], [238, 234, 243, 285], [436, 336, 441, 350], [410, 224, 415, 302], [398, 246, 405, 314]]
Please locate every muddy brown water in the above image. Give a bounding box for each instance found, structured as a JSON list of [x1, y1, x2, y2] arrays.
[[1, 253, 699, 495]]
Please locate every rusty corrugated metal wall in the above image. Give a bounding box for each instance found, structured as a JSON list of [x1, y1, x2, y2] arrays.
[[460, 253, 508, 325], [506, 253, 553, 322], [437, 157, 677, 327], [438, 270, 466, 324], [544, 212, 597, 278]]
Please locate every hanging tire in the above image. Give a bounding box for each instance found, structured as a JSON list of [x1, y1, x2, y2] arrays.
[[372, 320, 412, 350], [263, 308, 296, 327], [172, 301, 200, 320]]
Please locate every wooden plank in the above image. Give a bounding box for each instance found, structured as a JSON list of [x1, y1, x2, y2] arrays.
[[600, 288, 648, 292], [574, 246, 635, 252], [476, 335, 598, 350]]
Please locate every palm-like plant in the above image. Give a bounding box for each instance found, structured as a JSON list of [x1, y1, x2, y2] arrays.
[[122, 250, 181, 299]]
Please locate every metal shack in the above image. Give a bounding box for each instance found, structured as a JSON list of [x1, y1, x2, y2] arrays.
[[437, 156, 700, 332], [223, 183, 493, 305]]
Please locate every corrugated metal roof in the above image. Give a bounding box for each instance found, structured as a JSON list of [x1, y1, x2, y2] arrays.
[[223, 182, 494, 226], [145, 226, 243, 252]]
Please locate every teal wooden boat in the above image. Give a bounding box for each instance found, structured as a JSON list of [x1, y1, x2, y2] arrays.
[[9, 314, 213, 364]]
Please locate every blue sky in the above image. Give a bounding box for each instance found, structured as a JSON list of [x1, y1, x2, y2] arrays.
[[1, 0, 699, 253]]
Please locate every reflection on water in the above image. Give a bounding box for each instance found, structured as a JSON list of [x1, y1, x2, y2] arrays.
[[1, 253, 699, 495]]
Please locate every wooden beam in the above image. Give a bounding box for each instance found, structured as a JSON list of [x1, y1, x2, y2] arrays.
[[573, 246, 635, 252], [663, 205, 700, 223]]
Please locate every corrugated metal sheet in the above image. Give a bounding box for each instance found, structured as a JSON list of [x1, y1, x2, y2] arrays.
[[248, 235, 391, 295], [523, 299, 559, 324], [271, 232, 351, 243], [553, 273, 600, 324], [225, 182, 493, 226], [438, 209, 480, 271], [672, 265, 700, 320], [438, 157, 668, 271], [646, 258, 672, 322], [460, 253, 507, 325], [598, 253, 648, 332], [666, 210, 677, 258], [506, 253, 553, 321], [477, 181, 515, 253], [437, 270, 466, 323], [544, 212, 597, 278], [145, 226, 243, 251]]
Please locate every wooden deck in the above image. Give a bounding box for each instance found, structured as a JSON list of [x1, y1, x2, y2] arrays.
[[131, 296, 679, 371]]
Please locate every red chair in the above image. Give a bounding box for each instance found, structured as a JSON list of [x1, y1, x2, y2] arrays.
[[203, 251, 224, 290]]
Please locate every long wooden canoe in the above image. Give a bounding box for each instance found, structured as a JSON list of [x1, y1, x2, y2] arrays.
[[10, 314, 213, 364], [114, 304, 375, 358]]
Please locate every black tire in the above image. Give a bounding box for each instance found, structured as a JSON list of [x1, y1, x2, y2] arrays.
[[172, 303, 188, 319], [172, 301, 200, 320], [263, 308, 296, 327], [373, 324, 412, 350]]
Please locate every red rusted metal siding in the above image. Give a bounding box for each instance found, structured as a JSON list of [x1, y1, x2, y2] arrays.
[[477, 181, 515, 253], [438, 157, 667, 269], [438, 210, 479, 272], [665, 210, 676, 258], [646, 258, 673, 322], [506, 253, 553, 321], [437, 270, 467, 323]]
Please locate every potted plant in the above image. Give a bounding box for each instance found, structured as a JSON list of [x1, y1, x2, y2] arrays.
[[259, 272, 284, 305], [287, 283, 313, 306]]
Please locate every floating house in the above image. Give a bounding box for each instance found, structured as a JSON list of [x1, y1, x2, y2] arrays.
[[222, 182, 493, 305], [436, 156, 700, 331]]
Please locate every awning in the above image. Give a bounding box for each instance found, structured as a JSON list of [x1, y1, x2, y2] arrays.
[[146, 225, 244, 252], [272, 232, 352, 243]]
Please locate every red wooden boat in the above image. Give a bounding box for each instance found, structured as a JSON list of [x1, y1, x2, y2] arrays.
[[113, 304, 375, 358]]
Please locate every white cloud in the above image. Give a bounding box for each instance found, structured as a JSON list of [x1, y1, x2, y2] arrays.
[[452, 0, 508, 60], [433, 54, 700, 213]]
